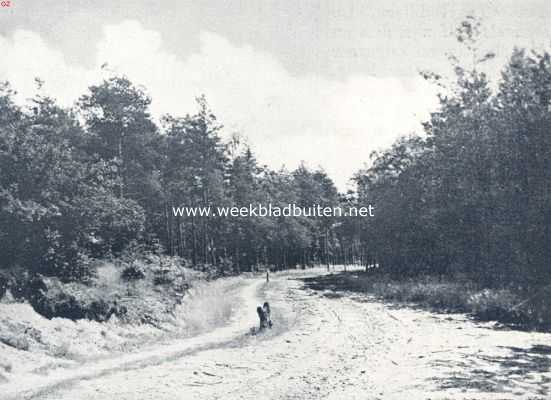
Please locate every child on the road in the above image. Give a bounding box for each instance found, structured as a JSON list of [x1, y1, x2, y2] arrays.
[[257, 306, 269, 330], [263, 302, 273, 328]]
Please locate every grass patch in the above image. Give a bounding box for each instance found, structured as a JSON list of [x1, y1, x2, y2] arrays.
[[302, 272, 551, 330]]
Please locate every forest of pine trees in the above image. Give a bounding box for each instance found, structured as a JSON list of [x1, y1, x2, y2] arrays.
[[2, 18, 551, 288], [0, 77, 351, 281], [356, 18, 551, 287]]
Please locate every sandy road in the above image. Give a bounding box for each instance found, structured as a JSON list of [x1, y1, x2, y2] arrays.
[[6, 269, 551, 400]]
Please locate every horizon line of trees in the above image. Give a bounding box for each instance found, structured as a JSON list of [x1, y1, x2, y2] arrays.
[[2, 17, 551, 287], [0, 75, 361, 280]]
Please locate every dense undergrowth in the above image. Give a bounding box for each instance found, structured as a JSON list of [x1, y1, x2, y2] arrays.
[[0, 254, 195, 324]]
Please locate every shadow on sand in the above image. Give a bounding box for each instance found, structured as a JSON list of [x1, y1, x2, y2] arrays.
[[432, 344, 551, 396]]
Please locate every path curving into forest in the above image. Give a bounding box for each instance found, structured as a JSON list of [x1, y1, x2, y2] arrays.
[[5, 269, 551, 400]]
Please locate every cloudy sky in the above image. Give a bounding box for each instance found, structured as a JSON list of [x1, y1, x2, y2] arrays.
[[1, 0, 551, 190]]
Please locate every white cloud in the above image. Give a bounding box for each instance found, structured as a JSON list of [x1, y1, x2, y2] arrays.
[[0, 30, 103, 104], [0, 20, 438, 190]]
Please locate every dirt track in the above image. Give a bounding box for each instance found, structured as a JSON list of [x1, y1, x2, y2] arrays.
[[5, 269, 551, 400]]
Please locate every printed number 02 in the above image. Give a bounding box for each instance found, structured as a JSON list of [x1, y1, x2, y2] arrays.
[[1, 1, 11, 7]]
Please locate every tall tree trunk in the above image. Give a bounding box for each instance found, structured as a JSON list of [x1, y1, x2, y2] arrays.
[[191, 216, 197, 267]]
